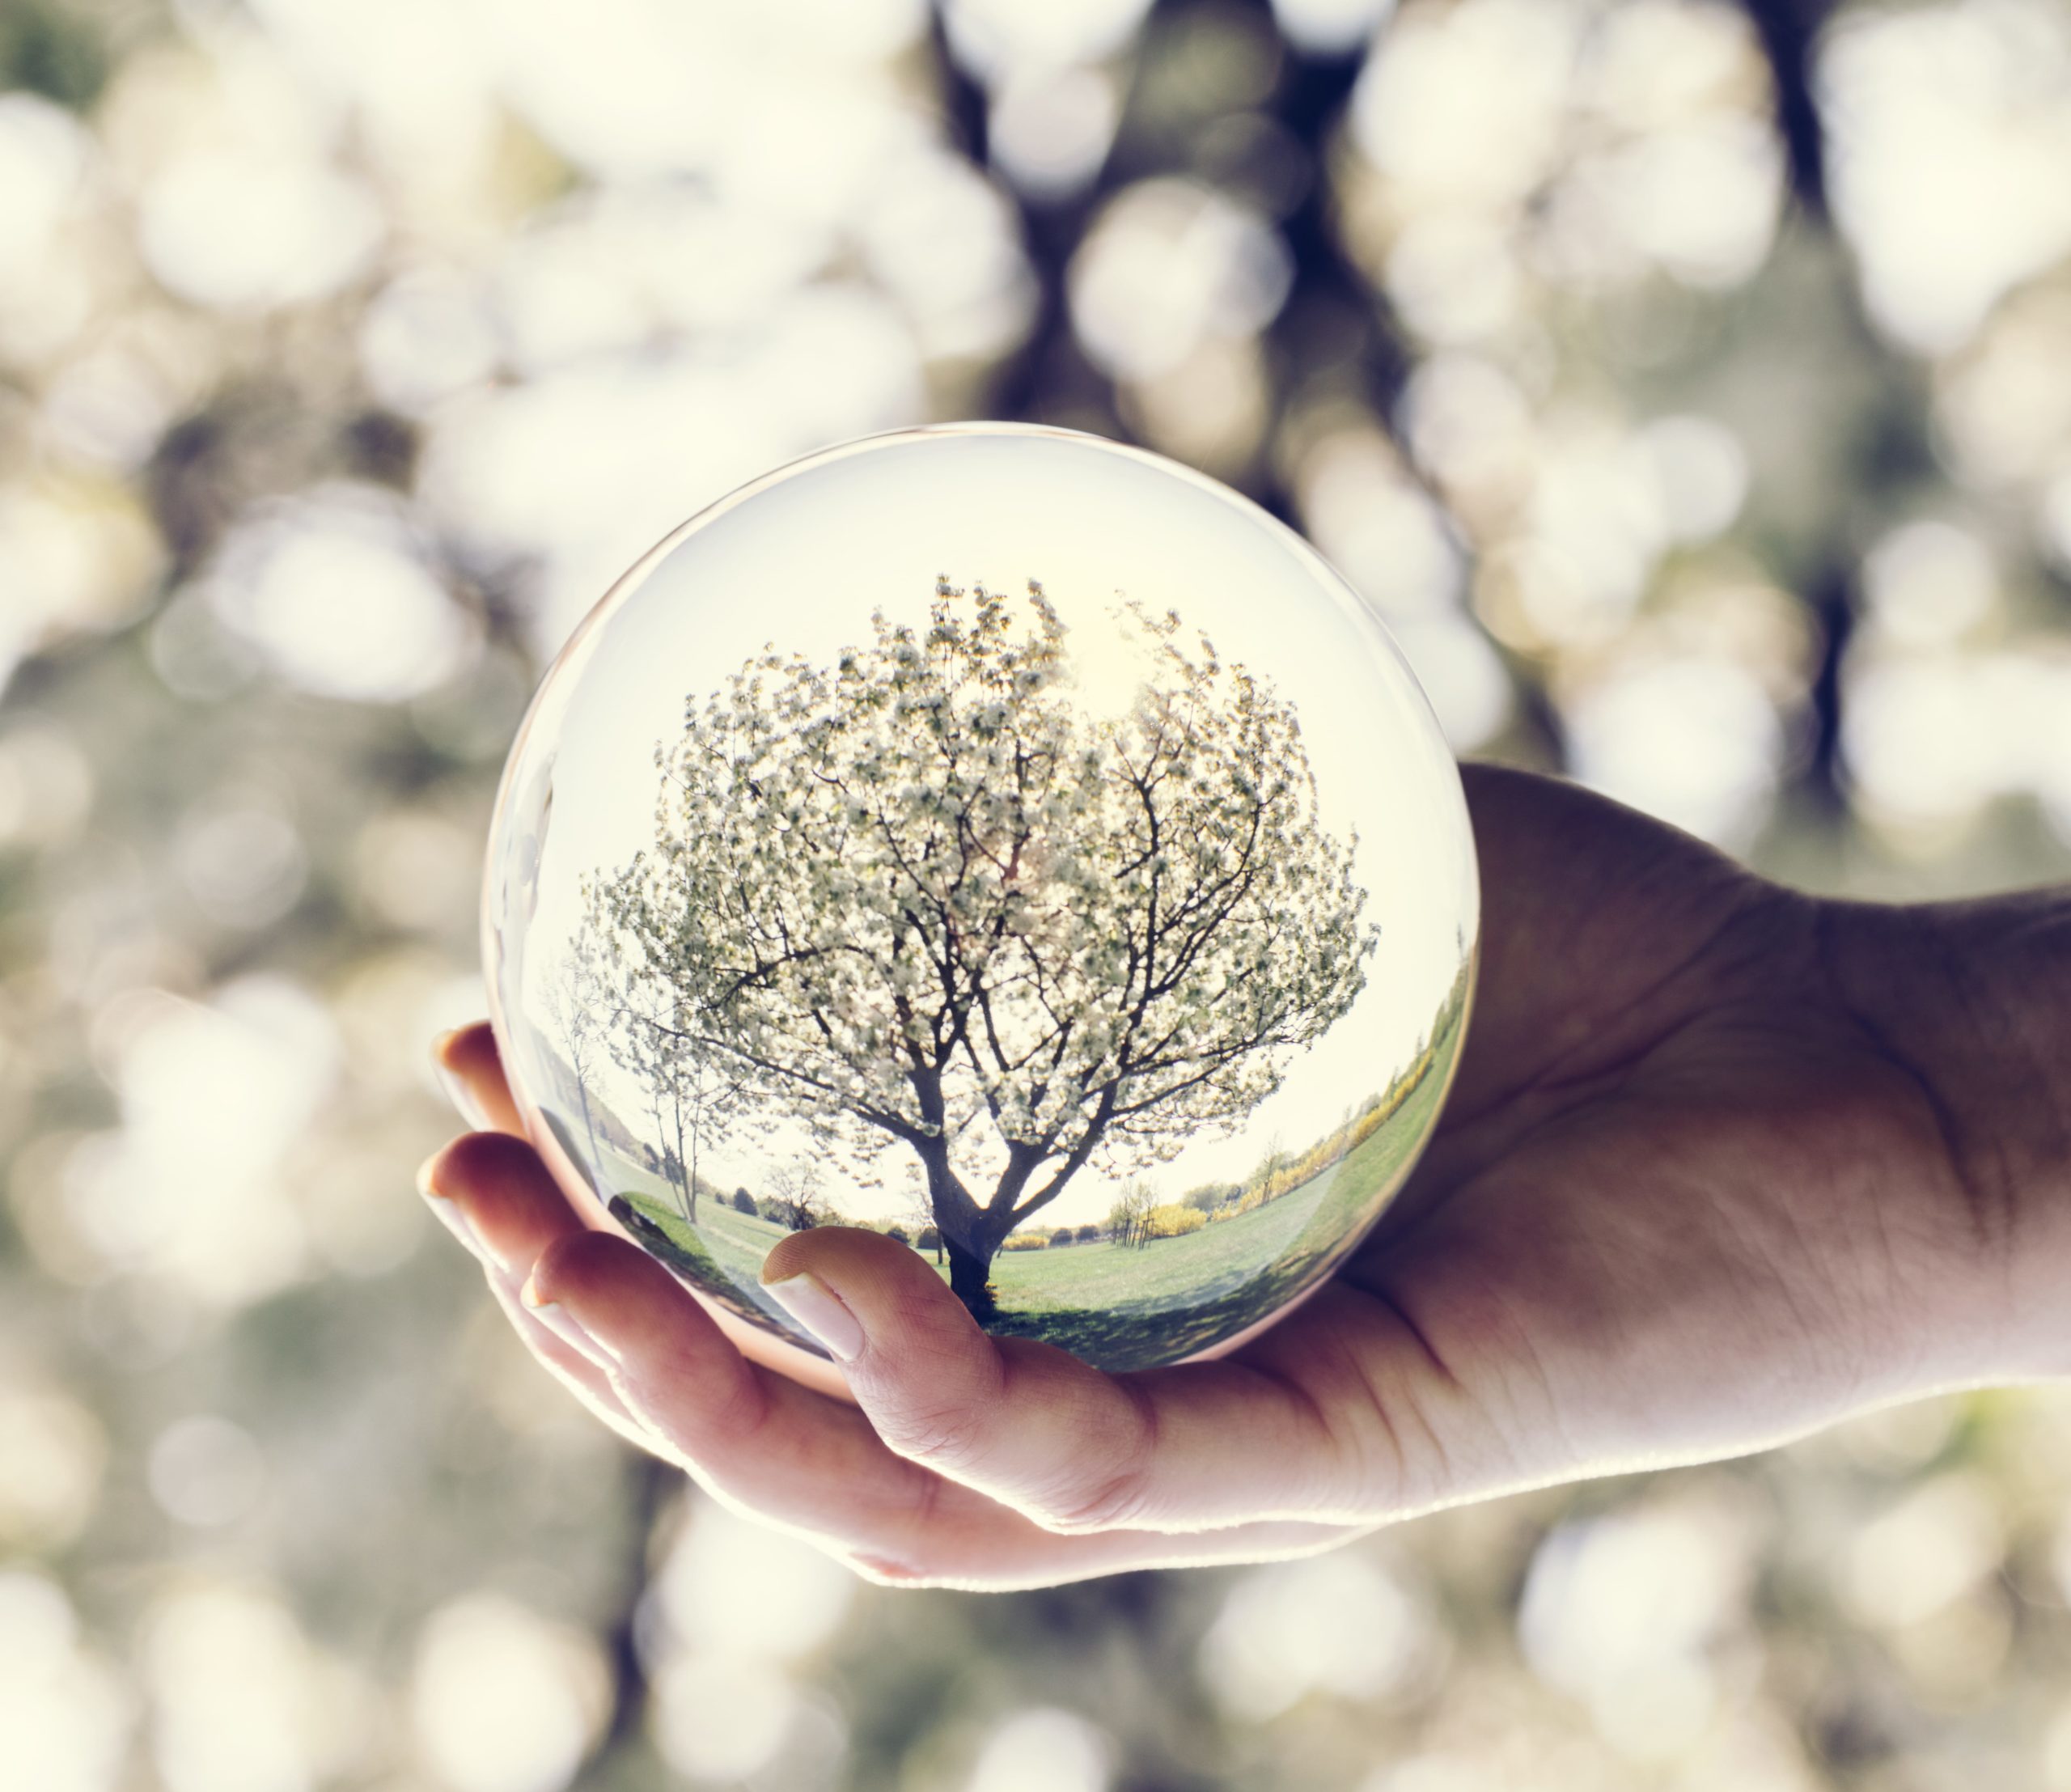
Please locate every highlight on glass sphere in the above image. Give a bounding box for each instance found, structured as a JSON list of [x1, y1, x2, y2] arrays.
[[483, 424, 1478, 1379]]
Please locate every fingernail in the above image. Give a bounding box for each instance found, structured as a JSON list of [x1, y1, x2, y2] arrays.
[[763, 1272, 865, 1362], [523, 1274, 615, 1363], [421, 1188, 486, 1262], [431, 1035, 488, 1130]]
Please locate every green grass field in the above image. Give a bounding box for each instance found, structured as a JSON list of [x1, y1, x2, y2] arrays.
[[599, 1166, 805, 1337], [973, 1045, 1458, 1367], [595, 1014, 1463, 1371]]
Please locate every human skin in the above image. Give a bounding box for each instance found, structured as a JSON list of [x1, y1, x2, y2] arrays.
[[421, 763, 2071, 1591]]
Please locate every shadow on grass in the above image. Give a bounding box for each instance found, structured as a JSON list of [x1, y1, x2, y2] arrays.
[[605, 1195, 803, 1339], [982, 1216, 1374, 1370], [609, 1195, 721, 1277]]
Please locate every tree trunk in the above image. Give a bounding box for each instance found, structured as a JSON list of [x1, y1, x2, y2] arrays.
[[945, 1231, 999, 1322], [576, 1082, 600, 1173], [650, 1087, 689, 1222], [679, 1092, 696, 1225], [908, 1112, 997, 1320]]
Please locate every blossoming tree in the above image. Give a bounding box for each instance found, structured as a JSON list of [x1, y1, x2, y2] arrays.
[[587, 579, 1376, 1320]]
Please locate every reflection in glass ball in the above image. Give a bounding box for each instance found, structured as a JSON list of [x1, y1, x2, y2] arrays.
[[484, 425, 1477, 1383]]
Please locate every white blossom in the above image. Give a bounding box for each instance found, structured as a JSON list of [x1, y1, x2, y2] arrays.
[[586, 581, 1376, 1307]]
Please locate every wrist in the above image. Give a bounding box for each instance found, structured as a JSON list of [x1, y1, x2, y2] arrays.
[[1817, 884, 2071, 1386]]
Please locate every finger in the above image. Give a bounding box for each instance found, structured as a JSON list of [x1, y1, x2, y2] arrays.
[[526, 1229, 1368, 1589], [493, 1277, 663, 1455], [757, 1226, 1372, 1536], [432, 1022, 526, 1136], [421, 1131, 669, 1451], [423, 1131, 980, 1553], [527, 1230, 1052, 1569], [421, 1129, 582, 1275]]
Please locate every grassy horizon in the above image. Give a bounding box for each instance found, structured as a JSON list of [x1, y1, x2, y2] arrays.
[[604, 1015, 1461, 1371]]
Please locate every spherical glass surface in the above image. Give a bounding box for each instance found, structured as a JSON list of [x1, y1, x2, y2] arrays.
[[484, 425, 1477, 1385]]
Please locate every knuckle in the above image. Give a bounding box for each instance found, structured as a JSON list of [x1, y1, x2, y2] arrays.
[[874, 1399, 994, 1474], [605, 1341, 770, 1464], [1027, 1379, 1161, 1534], [1029, 1460, 1150, 1534], [691, 1372, 772, 1450]]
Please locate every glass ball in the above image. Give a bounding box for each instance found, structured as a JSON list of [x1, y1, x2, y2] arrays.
[[483, 424, 1477, 1392]]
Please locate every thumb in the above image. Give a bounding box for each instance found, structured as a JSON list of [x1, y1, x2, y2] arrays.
[[759, 1224, 1001, 1391], [757, 1226, 1346, 1535], [760, 1224, 1124, 1527]]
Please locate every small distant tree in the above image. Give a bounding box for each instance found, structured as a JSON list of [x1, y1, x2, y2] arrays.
[[538, 941, 608, 1174], [1048, 1227, 1073, 1247], [886, 1224, 910, 1246], [731, 1187, 757, 1218], [766, 1155, 827, 1232], [1074, 1222, 1099, 1244], [1250, 1132, 1293, 1202], [894, 1173, 942, 1264], [590, 917, 748, 1226], [1107, 1179, 1158, 1250]]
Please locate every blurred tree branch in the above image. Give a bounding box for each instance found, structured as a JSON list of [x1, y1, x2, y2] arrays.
[[580, 1453, 675, 1778], [1739, 0, 1834, 219], [936, 0, 1428, 513], [1739, 0, 1852, 812], [930, 0, 1569, 764], [1735, 0, 1950, 817]]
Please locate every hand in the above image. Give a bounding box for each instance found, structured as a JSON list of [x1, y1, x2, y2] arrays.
[[421, 764, 2060, 1590]]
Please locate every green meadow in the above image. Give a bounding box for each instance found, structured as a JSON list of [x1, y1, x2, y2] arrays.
[[599, 1026, 1459, 1373]]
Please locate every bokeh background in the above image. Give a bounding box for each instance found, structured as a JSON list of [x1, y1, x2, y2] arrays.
[[5, 0, 2071, 1786]]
